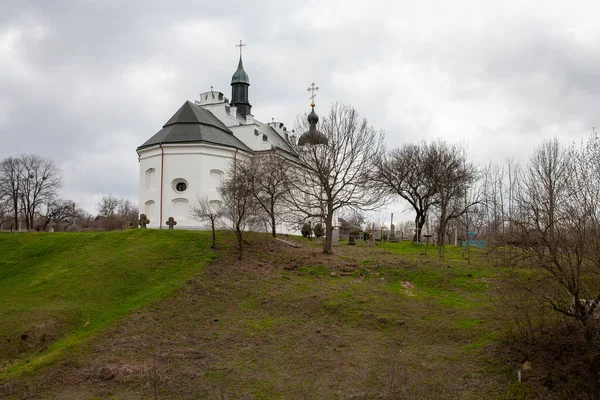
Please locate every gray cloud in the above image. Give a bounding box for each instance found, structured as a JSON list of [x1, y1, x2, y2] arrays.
[[1, 0, 599, 216]]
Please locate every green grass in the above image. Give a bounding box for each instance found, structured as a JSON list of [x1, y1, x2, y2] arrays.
[[1, 233, 524, 398], [0, 229, 213, 378]]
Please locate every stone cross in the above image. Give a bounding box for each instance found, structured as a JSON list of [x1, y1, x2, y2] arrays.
[[139, 214, 150, 228], [307, 82, 319, 105], [236, 40, 246, 57], [166, 217, 177, 230]]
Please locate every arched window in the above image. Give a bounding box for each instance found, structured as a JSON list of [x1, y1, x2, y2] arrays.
[[172, 198, 189, 220], [209, 199, 223, 212], [145, 200, 155, 220], [210, 169, 224, 190], [145, 168, 156, 191]]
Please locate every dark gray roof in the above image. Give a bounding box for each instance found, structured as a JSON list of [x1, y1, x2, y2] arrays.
[[138, 101, 251, 151]]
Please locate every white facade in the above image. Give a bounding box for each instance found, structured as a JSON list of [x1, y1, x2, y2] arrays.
[[137, 90, 295, 229], [138, 143, 242, 229]]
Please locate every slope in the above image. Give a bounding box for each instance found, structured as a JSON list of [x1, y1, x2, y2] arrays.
[[0, 229, 214, 379]]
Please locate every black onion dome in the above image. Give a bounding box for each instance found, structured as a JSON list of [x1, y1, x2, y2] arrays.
[[298, 106, 328, 146], [307, 108, 319, 124]]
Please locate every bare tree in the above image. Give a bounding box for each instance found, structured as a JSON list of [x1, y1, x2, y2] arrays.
[[218, 160, 259, 260], [117, 198, 136, 217], [288, 103, 386, 254], [0, 197, 11, 230], [502, 137, 600, 399], [397, 220, 417, 241], [239, 153, 289, 237], [338, 209, 366, 236], [190, 196, 223, 249], [375, 140, 478, 255], [117, 198, 139, 226], [96, 195, 120, 217], [480, 162, 505, 239], [0, 155, 62, 231], [18, 155, 62, 231], [374, 141, 443, 243], [69, 208, 94, 230], [430, 141, 478, 262], [94, 196, 138, 230], [37, 198, 77, 231], [0, 157, 22, 231]]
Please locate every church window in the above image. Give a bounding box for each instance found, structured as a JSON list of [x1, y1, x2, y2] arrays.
[[172, 178, 188, 193], [262, 134, 268, 141], [209, 200, 222, 210], [172, 198, 189, 220], [209, 170, 223, 190], [145, 168, 156, 191], [145, 200, 155, 220]]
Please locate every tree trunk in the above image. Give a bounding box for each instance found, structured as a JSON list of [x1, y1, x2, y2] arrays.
[[12, 197, 19, 232], [25, 198, 32, 231], [413, 213, 426, 243], [236, 224, 243, 260], [438, 213, 446, 267], [210, 219, 216, 249], [271, 212, 276, 238], [323, 204, 334, 254]]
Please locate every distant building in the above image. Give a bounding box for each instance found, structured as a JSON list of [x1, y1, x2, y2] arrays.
[[136, 45, 298, 229]]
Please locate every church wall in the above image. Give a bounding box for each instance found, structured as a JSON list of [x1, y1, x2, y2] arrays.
[[138, 143, 241, 229], [202, 103, 240, 127], [231, 124, 274, 151], [138, 147, 162, 227], [197, 102, 279, 153]]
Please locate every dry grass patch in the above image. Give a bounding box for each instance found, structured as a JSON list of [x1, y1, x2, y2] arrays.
[[1, 235, 516, 399]]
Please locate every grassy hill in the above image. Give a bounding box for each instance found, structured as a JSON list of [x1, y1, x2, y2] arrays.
[[0, 231, 542, 398], [0, 229, 214, 378]]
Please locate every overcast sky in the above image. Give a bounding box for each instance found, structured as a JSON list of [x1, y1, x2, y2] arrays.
[[1, 0, 599, 217]]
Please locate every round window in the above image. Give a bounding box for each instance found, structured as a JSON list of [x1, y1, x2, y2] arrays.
[[172, 179, 188, 193]]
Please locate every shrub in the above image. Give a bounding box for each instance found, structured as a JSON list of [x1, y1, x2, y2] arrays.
[[314, 223, 324, 238], [301, 222, 313, 239]]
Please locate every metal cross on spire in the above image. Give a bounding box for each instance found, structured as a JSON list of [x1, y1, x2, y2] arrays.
[[307, 82, 319, 106], [236, 40, 246, 58]]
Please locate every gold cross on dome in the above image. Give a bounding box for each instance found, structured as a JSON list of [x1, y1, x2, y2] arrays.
[[236, 40, 246, 57], [307, 82, 319, 105]]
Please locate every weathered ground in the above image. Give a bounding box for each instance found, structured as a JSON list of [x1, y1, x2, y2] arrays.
[[1, 235, 529, 399]]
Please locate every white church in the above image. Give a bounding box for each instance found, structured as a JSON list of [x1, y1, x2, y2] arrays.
[[136, 45, 305, 229]]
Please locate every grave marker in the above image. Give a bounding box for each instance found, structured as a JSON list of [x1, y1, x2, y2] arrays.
[[139, 214, 150, 228], [166, 217, 177, 230]]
